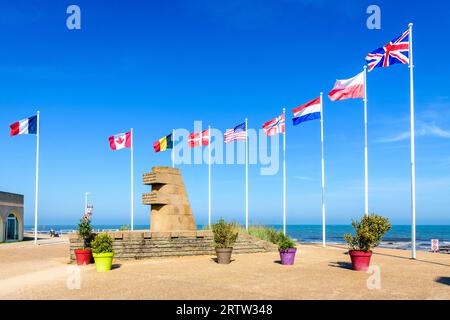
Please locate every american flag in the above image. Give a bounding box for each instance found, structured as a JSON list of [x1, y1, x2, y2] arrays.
[[224, 122, 247, 143], [366, 29, 410, 72], [262, 113, 285, 137]]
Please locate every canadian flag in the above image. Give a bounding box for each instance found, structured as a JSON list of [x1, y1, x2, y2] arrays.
[[109, 131, 132, 150], [188, 129, 210, 148]]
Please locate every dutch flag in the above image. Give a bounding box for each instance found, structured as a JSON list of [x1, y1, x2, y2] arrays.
[[292, 97, 321, 126], [10, 115, 38, 136]]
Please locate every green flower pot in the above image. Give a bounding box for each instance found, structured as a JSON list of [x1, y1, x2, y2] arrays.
[[93, 252, 114, 272]]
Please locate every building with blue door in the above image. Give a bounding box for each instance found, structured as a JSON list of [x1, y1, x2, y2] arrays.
[[0, 192, 24, 242]]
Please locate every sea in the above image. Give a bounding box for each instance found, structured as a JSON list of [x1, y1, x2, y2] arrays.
[[25, 224, 450, 252]]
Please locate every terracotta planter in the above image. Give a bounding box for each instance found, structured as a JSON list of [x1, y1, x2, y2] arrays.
[[279, 248, 297, 265], [349, 250, 372, 271], [215, 248, 233, 264], [74, 249, 92, 265]]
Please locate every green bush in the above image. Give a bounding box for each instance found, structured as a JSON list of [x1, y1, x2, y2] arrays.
[[344, 214, 392, 252], [278, 237, 296, 250], [77, 214, 93, 248], [91, 233, 114, 254], [211, 218, 239, 249], [119, 225, 130, 231]]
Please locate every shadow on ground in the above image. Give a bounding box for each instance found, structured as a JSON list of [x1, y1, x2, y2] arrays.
[[435, 277, 450, 286], [329, 261, 353, 270]]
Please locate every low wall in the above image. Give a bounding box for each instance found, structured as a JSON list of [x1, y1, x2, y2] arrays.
[[69, 230, 277, 261]]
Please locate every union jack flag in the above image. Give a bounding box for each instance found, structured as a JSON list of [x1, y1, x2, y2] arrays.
[[366, 29, 410, 72], [262, 113, 285, 137]]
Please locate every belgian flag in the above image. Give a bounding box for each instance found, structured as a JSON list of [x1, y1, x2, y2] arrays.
[[153, 133, 173, 153]]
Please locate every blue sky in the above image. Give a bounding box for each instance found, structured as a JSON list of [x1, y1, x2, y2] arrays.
[[0, 0, 449, 226]]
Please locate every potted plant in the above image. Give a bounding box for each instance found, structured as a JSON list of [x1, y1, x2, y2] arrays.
[[344, 214, 392, 271], [278, 236, 297, 265], [91, 233, 114, 272], [74, 212, 93, 265], [211, 218, 239, 264]]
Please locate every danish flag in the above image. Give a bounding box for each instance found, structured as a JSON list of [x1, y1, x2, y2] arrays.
[[188, 129, 210, 148], [366, 29, 410, 72]]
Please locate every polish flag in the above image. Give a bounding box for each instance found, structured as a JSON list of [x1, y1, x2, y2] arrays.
[[328, 71, 365, 101], [109, 131, 132, 150], [10, 115, 37, 136], [188, 129, 210, 148]]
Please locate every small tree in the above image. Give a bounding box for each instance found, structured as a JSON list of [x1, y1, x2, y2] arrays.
[[344, 214, 392, 252], [211, 218, 239, 249], [77, 212, 93, 248]]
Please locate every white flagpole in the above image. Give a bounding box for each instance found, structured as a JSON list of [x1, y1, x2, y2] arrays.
[[409, 23, 416, 260], [282, 109, 287, 236], [172, 129, 175, 168], [364, 66, 369, 216], [208, 126, 212, 227], [34, 111, 40, 245], [245, 118, 249, 231], [320, 93, 326, 248], [130, 128, 134, 231]]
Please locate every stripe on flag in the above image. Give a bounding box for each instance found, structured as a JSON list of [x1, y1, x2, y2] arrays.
[[224, 122, 246, 143], [10, 115, 37, 136], [153, 133, 173, 153], [292, 97, 321, 126], [328, 71, 364, 101]]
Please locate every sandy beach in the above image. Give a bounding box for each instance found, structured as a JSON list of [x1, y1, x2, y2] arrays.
[[0, 237, 449, 300]]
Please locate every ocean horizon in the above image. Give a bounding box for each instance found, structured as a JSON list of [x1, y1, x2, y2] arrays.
[[25, 224, 450, 251]]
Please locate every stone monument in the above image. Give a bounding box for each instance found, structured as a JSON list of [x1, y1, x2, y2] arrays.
[[142, 167, 197, 232]]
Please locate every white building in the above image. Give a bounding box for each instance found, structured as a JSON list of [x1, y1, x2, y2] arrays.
[[0, 192, 24, 242]]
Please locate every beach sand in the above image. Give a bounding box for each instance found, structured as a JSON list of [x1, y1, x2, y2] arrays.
[[0, 237, 449, 300]]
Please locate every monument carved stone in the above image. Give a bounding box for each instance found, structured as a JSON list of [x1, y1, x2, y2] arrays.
[[142, 167, 197, 232]]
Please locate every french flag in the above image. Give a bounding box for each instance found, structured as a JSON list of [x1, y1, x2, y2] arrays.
[[328, 71, 365, 101], [10, 115, 38, 136], [292, 97, 321, 126]]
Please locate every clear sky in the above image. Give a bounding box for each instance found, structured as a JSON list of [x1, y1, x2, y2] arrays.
[[0, 0, 449, 226]]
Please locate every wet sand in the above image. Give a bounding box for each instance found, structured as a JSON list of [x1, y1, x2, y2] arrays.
[[0, 238, 449, 300]]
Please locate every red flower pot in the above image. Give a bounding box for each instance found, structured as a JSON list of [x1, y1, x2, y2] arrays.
[[349, 250, 372, 271], [74, 249, 92, 265]]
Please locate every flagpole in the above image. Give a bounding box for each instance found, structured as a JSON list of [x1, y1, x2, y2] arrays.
[[172, 129, 175, 168], [130, 128, 134, 231], [245, 118, 249, 231], [409, 23, 416, 260], [208, 125, 212, 227], [364, 66, 369, 216], [282, 108, 286, 236], [320, 94, 326, 248], [34, 111, 40, 245]]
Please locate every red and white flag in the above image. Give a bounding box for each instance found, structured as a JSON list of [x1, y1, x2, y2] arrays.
[[328, 71, 365, 101], [188, 129, 209, 148], [109, 131, 132, 150], [262, 113, 285, 137]]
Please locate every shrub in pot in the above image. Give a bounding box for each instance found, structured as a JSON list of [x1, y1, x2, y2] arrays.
[[278, 236, 297, 265], [74, 212, 93, 265], [344, 214, 391, 271], [211, 219, 239, 264], [91, 233, 114, 272]]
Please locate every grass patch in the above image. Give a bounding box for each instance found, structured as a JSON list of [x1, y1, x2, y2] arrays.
[[242, 226, 286, 245]]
